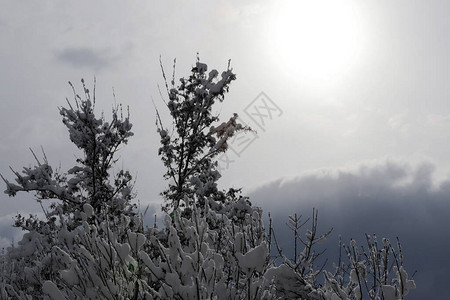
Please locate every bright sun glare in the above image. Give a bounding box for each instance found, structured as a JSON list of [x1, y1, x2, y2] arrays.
[[269, 0, 364, 82]]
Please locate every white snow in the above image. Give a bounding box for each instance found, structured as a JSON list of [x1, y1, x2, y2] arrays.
[[42, 281, 66, 299]]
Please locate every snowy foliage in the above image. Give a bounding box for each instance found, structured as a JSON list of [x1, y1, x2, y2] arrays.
[[0, 60, 415, 299]]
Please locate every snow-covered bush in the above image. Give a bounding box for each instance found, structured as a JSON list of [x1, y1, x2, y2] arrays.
[[265, 210, 415, 300], [320, 235, 415, 300], [0, 59, 414, 299], [0, 79, 138, 298]]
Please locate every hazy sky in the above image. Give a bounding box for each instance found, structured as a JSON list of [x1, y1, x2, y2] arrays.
[[1, 1, 449, 298]]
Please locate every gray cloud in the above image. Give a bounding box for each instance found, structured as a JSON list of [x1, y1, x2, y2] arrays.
[[56, 47, 109, 70], [250, 160, 450, 300]]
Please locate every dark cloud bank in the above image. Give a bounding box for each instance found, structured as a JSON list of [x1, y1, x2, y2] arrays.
[[250, 160, 449, 300]]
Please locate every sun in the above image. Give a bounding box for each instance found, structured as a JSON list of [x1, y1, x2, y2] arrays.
[[267, 0, 364, 83]]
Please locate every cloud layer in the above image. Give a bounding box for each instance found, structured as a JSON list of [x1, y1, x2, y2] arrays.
[[250, 159, 450, 300]]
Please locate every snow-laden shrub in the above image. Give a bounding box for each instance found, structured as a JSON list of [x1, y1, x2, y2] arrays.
[[138, 203, 269, 299], [265, 210, 415, 300], [319, 235, 415, 300], [1, 192, 271, 299]]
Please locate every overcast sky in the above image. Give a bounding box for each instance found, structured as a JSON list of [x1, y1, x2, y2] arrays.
[[1, 1, 449, 298]]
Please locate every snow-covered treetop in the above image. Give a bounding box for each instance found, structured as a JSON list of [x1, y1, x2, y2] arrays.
[[157, 59, 249, 215], [1, 79, 136, 231]]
